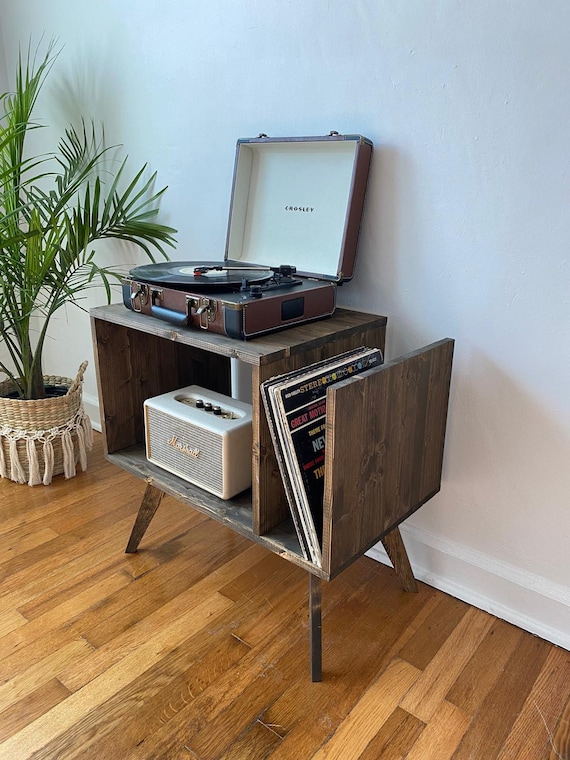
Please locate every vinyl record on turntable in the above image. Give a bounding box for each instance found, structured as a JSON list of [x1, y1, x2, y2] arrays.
[[128, 261, 272, 288]]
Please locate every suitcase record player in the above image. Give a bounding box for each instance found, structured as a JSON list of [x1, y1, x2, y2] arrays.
[[123, 132, 373, 339]]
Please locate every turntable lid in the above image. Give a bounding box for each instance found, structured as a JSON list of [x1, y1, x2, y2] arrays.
[[225, 134, 372, 283]]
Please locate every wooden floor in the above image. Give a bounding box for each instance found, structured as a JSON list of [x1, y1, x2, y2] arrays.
[[1, 435, 569, 759]]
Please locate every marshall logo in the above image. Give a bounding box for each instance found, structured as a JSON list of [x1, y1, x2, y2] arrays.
[[168, 435, 200, 458], [284, 205, 315, 212]]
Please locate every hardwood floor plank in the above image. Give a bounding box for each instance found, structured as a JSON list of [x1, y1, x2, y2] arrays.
[[446, 617, 523, 714], [356, 707, 425, 760], [399, 605, 495, 722], [0, 678, 71, 743], [1, 570, 132, 660], [66, 567, 302, 759], [452, 633, 553, 759], [0, 609, 26, 637], [0, 639, 92, 714], [405, 699, 471, 759], [550, 692, 570, 760], [0, 527, 59, 563], [220, 719, 284, 759], [79, 521, 250, 649], [123, 608, 310, 760], [0, 505, 141, 606], [310, 658, 420, 759], [0, 592, 233, 758], [10, 499, 204, 621], [497, 646, 570, 760], [218, 551, 298, 602], [397, 592, 469, 670], [58, 542, 267, 693]]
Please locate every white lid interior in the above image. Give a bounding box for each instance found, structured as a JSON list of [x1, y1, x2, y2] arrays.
[[226, 139, 359, 280]]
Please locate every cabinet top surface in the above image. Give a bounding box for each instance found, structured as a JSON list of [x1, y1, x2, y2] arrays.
[[90, 304, 386, 365]]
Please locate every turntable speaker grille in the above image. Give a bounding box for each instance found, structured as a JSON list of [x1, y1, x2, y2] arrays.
[[144, 386, 252, 499]]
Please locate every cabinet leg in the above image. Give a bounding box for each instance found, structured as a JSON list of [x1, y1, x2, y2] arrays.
[[309, 573, 322, 682], [125, 483, 164, 553], [381, 526, 418, 593]]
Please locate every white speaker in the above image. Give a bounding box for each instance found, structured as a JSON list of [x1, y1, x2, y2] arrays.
[[144, 385, 252, 499]]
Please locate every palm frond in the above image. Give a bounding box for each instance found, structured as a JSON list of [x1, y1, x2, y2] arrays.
[[0, 40, 177, 399]]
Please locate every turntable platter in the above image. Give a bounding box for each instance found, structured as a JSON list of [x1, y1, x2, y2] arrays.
[[128, 261, 272, 288]]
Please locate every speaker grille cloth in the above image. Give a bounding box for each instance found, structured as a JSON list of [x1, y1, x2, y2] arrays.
[[146, 407, 223, 493]]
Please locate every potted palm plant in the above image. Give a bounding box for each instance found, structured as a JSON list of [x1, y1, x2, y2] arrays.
[[0, 42, 176, 485]]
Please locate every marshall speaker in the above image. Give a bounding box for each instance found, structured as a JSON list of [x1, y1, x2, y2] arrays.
[[144, 385, 252, 499]]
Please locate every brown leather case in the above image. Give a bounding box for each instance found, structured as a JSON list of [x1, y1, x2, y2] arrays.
[[122, 277, 336, 339]]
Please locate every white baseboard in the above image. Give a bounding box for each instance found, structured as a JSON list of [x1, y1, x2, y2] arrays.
[[83, 393, 102, 433], [367, 524, 570, 651]]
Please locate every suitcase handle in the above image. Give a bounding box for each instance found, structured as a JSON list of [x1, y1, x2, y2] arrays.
[[150, 304, 189, 327]]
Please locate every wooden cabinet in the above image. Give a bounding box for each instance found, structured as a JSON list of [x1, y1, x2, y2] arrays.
[[90, 304, 453, 679]]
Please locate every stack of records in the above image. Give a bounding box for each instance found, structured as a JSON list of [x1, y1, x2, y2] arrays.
[[261, 347, 383, 567]]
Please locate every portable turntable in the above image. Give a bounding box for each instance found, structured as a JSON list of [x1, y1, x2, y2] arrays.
[[122, 132, 373, 339]]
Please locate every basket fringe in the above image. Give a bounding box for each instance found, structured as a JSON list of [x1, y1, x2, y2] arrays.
[[61, 429, 76, 479], [26, 438, 42, 486], [0, 409, 93, 486], [9, 437, 26, 484], [82, 413, 93, 450], [43, 439, 55, 485]]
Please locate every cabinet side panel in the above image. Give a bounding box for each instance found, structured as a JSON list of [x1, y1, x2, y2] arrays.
[[253, 324, 386, 536], [92, 319, 138, 452], [322, 339, 454, 576], [92, 319, 232, 454]]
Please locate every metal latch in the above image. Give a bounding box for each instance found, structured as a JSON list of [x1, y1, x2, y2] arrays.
[[130, 283, 149, 312], [188, 297, 217, 329]]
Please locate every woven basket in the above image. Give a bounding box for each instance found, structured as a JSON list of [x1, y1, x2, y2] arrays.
[[0, 361, 93, 486]]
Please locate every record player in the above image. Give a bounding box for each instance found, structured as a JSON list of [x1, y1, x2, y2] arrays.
[[122, 132, 373, 339]]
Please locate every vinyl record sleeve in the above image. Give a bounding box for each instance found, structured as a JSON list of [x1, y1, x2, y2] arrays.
[[261, 346, 384, 566]]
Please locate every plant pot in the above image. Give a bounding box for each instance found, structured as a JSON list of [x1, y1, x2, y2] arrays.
[[0, 361, 93, 486]]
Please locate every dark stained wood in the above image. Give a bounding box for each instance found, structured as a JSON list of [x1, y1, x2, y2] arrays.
[[91, 305, 389, 578], [1, 436, 569, 759], [90, 306, 458, 688], [381, 526, 418, 592], [322, 339, 454, 577], [90, 304, 388, 366], [309, 573, 323, 682], [125, 482, 164, 553], [91, 314, 231, 455], [91, 304, 387, 548]]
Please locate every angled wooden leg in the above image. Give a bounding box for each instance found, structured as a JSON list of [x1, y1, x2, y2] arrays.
[[125, 482, 164, 553], [309, 573, 323, 682], [381, 526, 418, 593]]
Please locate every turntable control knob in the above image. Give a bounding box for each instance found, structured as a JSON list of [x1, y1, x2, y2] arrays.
[[213, 406, 222, 415], [195, 399, 204, 408], [250, 285, 263, 299], [204, 402, 213, 411]]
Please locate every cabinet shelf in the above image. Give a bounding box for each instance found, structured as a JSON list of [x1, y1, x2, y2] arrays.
[[106, 443, 324, 576]]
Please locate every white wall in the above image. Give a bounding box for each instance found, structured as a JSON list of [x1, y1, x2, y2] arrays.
[[1, 1, 568, 648]]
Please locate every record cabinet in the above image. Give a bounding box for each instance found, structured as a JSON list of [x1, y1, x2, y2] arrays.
[[90, 303, 454, 680]]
